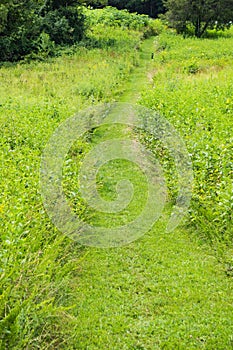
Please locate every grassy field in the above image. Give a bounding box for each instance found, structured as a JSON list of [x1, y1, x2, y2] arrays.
[[140, 28, 233, 253], [0, 11, 233, 349], [0, 18, 145, 348]]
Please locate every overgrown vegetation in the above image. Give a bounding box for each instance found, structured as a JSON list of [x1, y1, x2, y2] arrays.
[[0, 12, 150, 348], [85, 6, 165, 38], [1, 0, 230, 63], [108, 0, 165, 18], [1, 4, 233, 348], [0, 1, 158, 62], [140, 28, 233, 250], [0, 0, 85, 62]]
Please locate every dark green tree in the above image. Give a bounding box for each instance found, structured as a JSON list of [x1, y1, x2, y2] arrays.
[[0, 0, 41, 61], [40, 0, 85, 45], [0, 0, 85, 61], [79, 0, 108, 7], [164, 0, 233, 37]]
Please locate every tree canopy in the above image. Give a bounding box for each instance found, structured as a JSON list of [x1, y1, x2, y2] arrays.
[[1, 0, 232, 62], [164, 0, 233, 37]]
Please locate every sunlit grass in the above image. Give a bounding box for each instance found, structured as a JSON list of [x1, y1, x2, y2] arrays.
[[1, 17, 233, 348], [141, 28, 233, 250]]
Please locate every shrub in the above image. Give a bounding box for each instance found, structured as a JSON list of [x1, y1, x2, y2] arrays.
[[41, 6, 85, 45], [0, 1, 41, 61], [143, 18, 165, 38], [0, 2, 85, 62], [85, 6, 150, 31]]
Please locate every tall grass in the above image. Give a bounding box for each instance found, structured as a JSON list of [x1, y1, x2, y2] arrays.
[[0, 15, 144, 348], [1, 9, 232, 347], [141, 28, 233, 252]]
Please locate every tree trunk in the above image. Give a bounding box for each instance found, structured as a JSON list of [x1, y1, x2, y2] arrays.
[[199, 20, 211, 37], [195, 17, 201, 37]]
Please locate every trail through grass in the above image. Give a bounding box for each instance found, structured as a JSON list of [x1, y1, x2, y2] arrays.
[[119, 36, 156, 103], [1, 27, 233, 348], [61, 36, 233, 349]]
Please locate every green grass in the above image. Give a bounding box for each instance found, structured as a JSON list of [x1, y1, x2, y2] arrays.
[[0, 22, 144, 349], [140, 28, 233, 251], [63, 222, 233, 349], [1, 15, 233, 349]]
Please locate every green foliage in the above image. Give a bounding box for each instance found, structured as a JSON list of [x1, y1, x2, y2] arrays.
[[81, 0, 108, 7], [85, 6, 150, 30], [143, 18, 166, 37], [37, 31, 56, 55], [164, 0, 233, 37], [41, 4, 85, 45], [0, 0, 41, 61], [0, 2, 162, 62], [0, 21, 145, 346], [0, 3, 8, 33], [84, 6, 165, 41], [0, 0, 85, 62], [140, 29, 233, 246]]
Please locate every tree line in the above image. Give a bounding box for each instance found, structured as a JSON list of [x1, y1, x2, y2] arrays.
[[0, 0, 232, 62], [112, 0, 232, 38]]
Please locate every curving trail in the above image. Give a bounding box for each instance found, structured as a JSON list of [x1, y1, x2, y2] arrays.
[[71, 37, 233, 349]]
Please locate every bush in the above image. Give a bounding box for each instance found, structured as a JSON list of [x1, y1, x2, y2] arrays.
[[0, 1, 41, 61], [143, 18, 165, 38], [85, 6, 150, 31], [0, 2, 85, 62], [41, 6, 85, 45]]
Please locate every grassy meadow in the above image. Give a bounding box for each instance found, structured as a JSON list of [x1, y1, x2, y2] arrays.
[[0, 8, 233, 349], [0, 16, 145, 348], [141, 28, 233, 252]]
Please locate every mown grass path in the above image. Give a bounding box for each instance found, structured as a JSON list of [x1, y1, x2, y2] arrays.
[[119, 36, 156, 104], [70, 36, 233, 349]]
